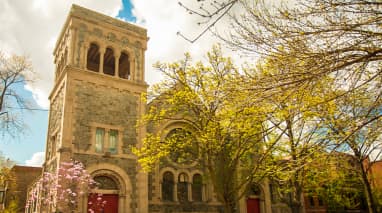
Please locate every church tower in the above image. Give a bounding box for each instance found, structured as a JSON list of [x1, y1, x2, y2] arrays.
[[45, 5, 148, 213]]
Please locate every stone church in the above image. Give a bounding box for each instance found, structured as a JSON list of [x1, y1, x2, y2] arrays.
[[26, 5, 270, 213]]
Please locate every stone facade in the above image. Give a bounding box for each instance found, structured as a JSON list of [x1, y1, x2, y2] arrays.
[[40, 4, 148, 213]]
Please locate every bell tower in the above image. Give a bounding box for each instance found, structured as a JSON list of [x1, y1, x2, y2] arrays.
[[45, 4, 148, 213]]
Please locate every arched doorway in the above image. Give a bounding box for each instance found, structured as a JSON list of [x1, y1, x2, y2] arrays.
[[88, 176, 119, 213], [246, 184, 261, 213]]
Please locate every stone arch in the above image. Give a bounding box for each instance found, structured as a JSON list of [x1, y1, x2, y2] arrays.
[[245, 183, 267, 213], [158, 121, 191, 138], [85, 163, 132, 213]]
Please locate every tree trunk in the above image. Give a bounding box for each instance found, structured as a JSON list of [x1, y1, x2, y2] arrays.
[[359, 160, 376, 213], [222, 197, 237, 213]]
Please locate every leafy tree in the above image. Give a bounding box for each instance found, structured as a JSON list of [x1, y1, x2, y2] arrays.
[[319, 87, 382, 213], [251, 55, 336, 213], [137, 46, 272, 213], [306, 152, 367, 212], [0, 51, 34, 138], [0, 167, 17, 213], [180, 2, 382, 212], [181, 0, 382, 93], [26, 160, 102, 213]]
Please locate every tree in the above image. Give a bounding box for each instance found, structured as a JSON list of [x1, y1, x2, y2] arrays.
[[181, 0, 382, 138], [26, 160, 102, 213], [181, 0, 382, 91], [0, 51, 34, 137], [252, 55, 336, 213], [0, 167, 17, 213], [180, 2, 382, 211], [305, 152, 367, 212], [319, 87, 382, 213], [137, 46, 272, 213]]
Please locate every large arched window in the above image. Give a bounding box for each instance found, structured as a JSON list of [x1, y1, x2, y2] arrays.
[[166, 128, 198, 165], [177, 173, 188, 202], [192, 174, 203, 202], [162, 171, 174, 201], [118, 52, 130, 79], [103, 47, 115, 76], [87, 43, 100, 72]]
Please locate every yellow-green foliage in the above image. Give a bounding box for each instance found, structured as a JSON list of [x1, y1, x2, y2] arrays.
[[136, 45, 270, 211]]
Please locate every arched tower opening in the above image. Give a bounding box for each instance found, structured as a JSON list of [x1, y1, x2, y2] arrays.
[[118, 51, 130, 79], [103, 47, 115, 76], [87, 43, 100, 72]]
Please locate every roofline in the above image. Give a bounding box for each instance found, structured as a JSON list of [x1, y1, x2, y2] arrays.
[[53, 4, 147, 54]]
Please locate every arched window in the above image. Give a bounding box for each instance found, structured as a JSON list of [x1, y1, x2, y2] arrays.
[[87, 43, 100, 72], [119, 52, 130, 79], [103, 47, 115, 76], [94, 175, 118, 190], [177, 173, 188, 202], [166, 128, 198, 164], [192, 174, 203, 202], [162, 171, 174, 201]]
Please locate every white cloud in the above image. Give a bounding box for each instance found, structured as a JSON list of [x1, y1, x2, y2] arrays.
[[0, 0, 235, 109], [131, 0, 222, 85], [25, 152, 45, 166], [0, 0, 122, 108]]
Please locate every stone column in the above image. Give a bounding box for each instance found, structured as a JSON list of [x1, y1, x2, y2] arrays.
[[99, 46, 105, 74], [174, 182, 178, 202], [118, 194, 126, 213], [159, 181, 162, 200], [68, 26, 77, 66], [130, 55, 135, 81], [114, 51, 121, 77], [188, 182, 192, 201], [83, 43, 89, 70], [202, 184, 206, 202]]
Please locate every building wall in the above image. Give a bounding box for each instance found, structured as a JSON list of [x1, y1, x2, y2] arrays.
[[39, 4, 149, 213], [9, 166, 42, 213], [370, 160, 382, 190]]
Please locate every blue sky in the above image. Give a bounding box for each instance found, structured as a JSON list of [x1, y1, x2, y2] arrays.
[[0, 0, 220, 166]]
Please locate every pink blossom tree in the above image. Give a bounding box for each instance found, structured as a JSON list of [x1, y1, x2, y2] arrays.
[[26, 160, 104, 213]]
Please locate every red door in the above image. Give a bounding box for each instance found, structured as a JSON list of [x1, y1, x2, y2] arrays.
[[247, 198, 260, 213], [88, 194, 119, 213]]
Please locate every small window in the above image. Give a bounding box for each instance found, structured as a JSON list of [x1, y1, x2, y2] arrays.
[[162, 172, 174, 201], [192, 174, 203, 202], [50, 134, 57, 159], [178, 173, 188, 202], [318, 197, 324, 206], [309, 196, 315, 206], [119, 52, 130, 79], [109, 129, 118, 154], [103, 47, 115, 76], [94, 127, 120, 154], [87, 43, 100, 72], [95, 128, 105, 153], [94, 176, 118, 190]]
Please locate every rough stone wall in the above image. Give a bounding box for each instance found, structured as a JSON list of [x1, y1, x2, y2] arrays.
[[72, 78, 138, 152], [70, 77, 140, 211]]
